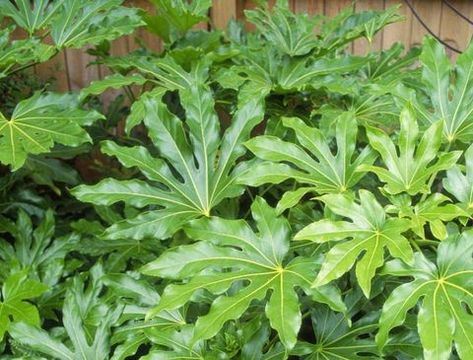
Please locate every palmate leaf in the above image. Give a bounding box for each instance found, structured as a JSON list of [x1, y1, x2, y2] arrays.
[[10, 264, 123, 360], [72, 60, 265, 241], [103, 274, 184, 360], [291, 307, 379, 359], [359, 107, 461, 195], [377, 230, 473, 359], [0, 271, 48, 340], [0, 209, 78, 286], [0, 92, 103, 170], [141, 197, 345, 350], [444, 144, 473, 212], [245, 0, 320, 57], [240, 113, 376, 212], [0, 0, 62, 35], [295, 190, 414, 297], [391, 36, 473, 143], [142, 326, 227, 360], [50, 0, 144, 49]]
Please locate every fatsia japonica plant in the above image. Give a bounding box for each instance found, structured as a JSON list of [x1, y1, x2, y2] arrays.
[[1, 0, 473, 359]]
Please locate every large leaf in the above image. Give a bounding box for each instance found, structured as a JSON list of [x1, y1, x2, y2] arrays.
[[245, 1, 320, 57], [0, 92, 103, 170], [291, 307, 379, 359], [72, 60, 265, 240], [377, 230, 473, 360], [295, 190, 414, 297], [141, 197, 345, 349], [0, 0, 62, 35], [0, 209, 78, 286], [240, 113, 376, 212], [9, 264, 123, 360], [359, 107, 461, 195], [0, 271, 48, 340], [50, 0, 144, 48], [420, 36, 473, 143]]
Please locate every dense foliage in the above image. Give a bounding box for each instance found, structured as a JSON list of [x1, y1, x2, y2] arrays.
[[1, 0, 473, 359]]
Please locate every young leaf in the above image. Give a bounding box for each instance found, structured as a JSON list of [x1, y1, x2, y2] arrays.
[[0, 209, 78, 286], [0, 92, 103, 170], [141, 197, 344, 349], [0, 271, 48, 340], [10, 264, 123, 360], [295, 190, 414, 297], [397, 193, 468, 240], [377, 231, 473, 360], [72, 62, 265, 241], [291, 307, 379, 359], [359, 107, 461, 195], [240, 113, 376, 209]]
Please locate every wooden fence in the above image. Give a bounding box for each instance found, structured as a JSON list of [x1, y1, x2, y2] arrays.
[[29, 0, 473, 93]]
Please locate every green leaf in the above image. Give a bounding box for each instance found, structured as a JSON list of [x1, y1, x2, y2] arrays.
[[0, 92, 103, 170], [397, 193, 468, 240], [146, 0, 211, 43], [359, 107, 461, 195], [50, 0, 144, 48], [72, 61, 265, 240], [0, 209, 78, 286], [377, 230, 473, 360], [80, 73, 148, 99], [142, 197, 344, 349], [143, 326, 227, 360], [10, 264, 123, 360], [0, 26, 55, 77], [295, 190, 413, 297], [0, 271, 48, 340], [0, 0, 62, 35], [245, 1, 320, 56], [291, 307, 379, 359], [419, 36, 473, 143], [240, 113, 376, 198]]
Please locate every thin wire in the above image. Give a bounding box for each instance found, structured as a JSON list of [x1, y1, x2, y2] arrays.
[[403, 0, 462, 54], [442, 0, 473, 26]]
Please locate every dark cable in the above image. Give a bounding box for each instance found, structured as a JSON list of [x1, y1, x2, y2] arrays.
[[403, 0, 462, 54], [442, 0, 473, 26]]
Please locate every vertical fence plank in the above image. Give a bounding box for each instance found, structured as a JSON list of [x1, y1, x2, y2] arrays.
[[211, 0, 238, 29], [409, 0, 442, 49], [64, 49, 100, 91], [383, 1, 413, 50], [439, 0, 473, 59], [35, 38, 70, 92], [293, 0, 324, 14], [353, 0, 385, 55]]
